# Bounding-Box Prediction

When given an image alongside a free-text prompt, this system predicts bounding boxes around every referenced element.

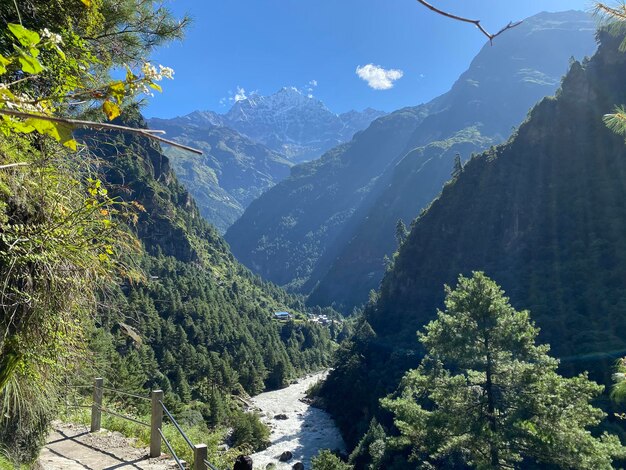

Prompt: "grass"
[0,454,27,470]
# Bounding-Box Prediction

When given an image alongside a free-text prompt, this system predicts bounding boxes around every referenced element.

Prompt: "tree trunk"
[485,341,499,468]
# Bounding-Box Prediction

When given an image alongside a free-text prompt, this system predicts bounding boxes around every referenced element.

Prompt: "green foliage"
[348,419,388,469]
[311,449,353,470]
[229,411,270,451]
[321,29,626,458]
[611,357,626,403]
[381,272,625,469]
[451,152,463,178]
[0,371,58,465]
[150,122,292,233]
[394,219,408,247]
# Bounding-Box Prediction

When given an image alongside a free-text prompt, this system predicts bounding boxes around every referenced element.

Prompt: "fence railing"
[67,378,219,470]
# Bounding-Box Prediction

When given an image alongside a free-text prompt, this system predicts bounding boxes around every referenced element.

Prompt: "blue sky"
[145,0,592,118]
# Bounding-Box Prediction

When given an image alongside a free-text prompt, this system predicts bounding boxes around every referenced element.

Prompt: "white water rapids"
[249,371,346,469]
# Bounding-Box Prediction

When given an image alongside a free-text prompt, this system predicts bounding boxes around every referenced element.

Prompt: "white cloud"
[356,64,403,90]
[234,86,247,102]
[309,79,318,87]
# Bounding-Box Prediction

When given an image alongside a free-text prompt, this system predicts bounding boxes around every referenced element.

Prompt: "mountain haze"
[146,120,292,232]
[149,89,385,232]
[307,10,598,311]
[225,11,597,300]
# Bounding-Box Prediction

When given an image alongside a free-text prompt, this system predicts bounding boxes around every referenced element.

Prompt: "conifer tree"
[382,272,625,469]
[451,152,463,178]
[395,219,409,247]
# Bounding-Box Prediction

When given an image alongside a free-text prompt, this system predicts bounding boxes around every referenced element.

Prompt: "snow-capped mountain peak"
[163,87,386,162]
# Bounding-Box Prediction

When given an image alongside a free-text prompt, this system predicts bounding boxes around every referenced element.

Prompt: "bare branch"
[415,0,522,44]
[0,109,202,155]
[595,2,626,21]
[0,162,29,170]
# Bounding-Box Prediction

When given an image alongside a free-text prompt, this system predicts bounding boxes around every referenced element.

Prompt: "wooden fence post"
[150,390,164,458]
[194,444,208,470]
[90,377,103,432]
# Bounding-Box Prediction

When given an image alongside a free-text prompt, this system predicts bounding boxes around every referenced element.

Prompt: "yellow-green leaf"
[102,100,121,121]
[81,0,92,6]
[54,44,66,60]
[108,81,126,103]
[2,115,35,134]
[25,118,75,149]
[0,55,10,75]
[149,82,162,93]
[8,24,40,47]
[26,118,61,140]
[63,139,78,151]
[124,65,136,83]
[15,48,44,74]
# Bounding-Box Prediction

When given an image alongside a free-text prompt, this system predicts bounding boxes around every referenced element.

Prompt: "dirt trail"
[38,421,175,470]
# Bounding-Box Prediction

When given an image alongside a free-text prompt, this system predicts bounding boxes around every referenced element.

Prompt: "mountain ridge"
[225,10,598,299]
[319,28,626,449]
[153,87,387,163]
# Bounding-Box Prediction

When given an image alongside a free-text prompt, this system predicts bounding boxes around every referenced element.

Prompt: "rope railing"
[97,406,150,428]
[205,459,221,470]
[65,378,221,470]
[100,386,152,402]
[158,428,186,470]
[160,400,195,451]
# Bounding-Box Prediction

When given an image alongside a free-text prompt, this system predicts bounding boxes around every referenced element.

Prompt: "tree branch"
[0,162,29,170]
[0,109,202,155]
[415,0,522,44]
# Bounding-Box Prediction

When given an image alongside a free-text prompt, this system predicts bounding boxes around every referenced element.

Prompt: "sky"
[145,0,593,119]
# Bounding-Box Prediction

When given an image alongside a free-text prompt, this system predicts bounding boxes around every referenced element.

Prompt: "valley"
[4,2,626,470]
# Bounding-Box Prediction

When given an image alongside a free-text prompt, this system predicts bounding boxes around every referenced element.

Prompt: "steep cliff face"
[320,30,626,446]
[146,119,292,233]
[80,111,336,415]
[226,11,597,298]
[225,106,429,288]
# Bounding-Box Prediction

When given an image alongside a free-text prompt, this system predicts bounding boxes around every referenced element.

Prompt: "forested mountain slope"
[226,11,597,296]
[320,29,626,447]
[83,111,334,407]
[226,106,429,288]
[308,10,598,311]
[146,119,292,232]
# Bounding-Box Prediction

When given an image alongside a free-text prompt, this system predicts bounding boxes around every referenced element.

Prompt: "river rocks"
[292,462,304,470]
[274,413,288,420]
[250,372,346,469]
[279,451,293,462]
[265,464,276,470]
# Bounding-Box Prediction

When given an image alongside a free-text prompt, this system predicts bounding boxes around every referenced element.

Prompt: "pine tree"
[451,152,463,178]
[382,272,625,469]
[395,219,409,247]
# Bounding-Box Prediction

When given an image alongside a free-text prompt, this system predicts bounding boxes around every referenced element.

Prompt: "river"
[249,371,346,469]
